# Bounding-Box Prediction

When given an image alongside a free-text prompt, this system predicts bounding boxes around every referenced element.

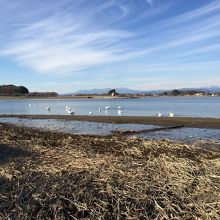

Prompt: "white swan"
[65,105,73,111]
[89,112,93,115]
[157,112,162,117]
[169,111,174,117]
[118,109,122,115]
[68,108,75,115]
[105,106,110,110]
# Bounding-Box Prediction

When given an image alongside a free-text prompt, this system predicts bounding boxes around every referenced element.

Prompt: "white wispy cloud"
[0,0,220,86]
[156,0,220,27]
[1,4,133,75]
[145,0,153,6]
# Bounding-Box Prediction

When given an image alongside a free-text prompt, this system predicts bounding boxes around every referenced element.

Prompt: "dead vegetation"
[0,123,220,219]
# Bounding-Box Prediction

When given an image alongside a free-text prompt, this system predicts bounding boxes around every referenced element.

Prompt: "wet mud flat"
[0,116,220,144]
[0,123,220,219]
[1,114,220,129]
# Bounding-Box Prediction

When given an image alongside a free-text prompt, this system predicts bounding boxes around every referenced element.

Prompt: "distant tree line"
[71,88,220,97]
[28,92,58,97]
[0,85,58,97]
[161,89,219,96]
[108,89,118,95]
[0,85,29,96]
[75,89,120,97]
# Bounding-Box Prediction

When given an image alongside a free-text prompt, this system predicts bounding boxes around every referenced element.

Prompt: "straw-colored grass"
[0,123,220,219]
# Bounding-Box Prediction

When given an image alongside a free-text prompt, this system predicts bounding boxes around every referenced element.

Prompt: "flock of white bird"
[44,105,123,116]
[29,103,175,117]
[157,111,174,117]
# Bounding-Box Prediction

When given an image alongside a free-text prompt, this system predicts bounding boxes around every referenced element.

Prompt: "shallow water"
[0,117,220,143]
[0,96,220,118]
[0,117,159,136]
[136,127,220,142]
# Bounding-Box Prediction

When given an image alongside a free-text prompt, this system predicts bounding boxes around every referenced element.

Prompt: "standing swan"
[157,112,162,117]
[118,109,122,115]
[68,108,75,115]
[169,111,174,117]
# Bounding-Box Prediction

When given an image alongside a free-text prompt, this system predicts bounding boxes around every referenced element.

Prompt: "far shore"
[0,95,140,99]
[1,114,220,129]
[0,94,219,99]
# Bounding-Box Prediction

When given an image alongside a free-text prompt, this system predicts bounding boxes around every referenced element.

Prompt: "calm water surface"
[0,96,219,118]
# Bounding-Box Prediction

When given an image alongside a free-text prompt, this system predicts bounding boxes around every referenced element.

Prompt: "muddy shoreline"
[0,114,220,129]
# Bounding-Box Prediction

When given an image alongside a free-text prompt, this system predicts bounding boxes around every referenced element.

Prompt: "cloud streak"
[1,5,133,75]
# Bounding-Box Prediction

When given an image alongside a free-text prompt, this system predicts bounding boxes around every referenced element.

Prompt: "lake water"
[0,96,220,118]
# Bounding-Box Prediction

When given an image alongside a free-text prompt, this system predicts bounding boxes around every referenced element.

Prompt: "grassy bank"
[0,123,220,219]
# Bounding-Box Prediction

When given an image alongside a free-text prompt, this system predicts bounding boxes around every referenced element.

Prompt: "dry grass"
[0,123,220,219]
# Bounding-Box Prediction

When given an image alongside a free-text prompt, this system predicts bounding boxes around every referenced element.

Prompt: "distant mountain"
[116,88,170,94]
[179,86,220,93]
[64,86,220,95]
[209,86,220,93]
[71,88,112,95]
[69,88,162,95]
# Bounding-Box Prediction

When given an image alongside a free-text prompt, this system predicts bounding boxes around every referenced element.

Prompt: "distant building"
[194,93,203,96]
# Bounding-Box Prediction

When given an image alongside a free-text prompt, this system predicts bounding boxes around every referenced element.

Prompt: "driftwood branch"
[113,125,184,135]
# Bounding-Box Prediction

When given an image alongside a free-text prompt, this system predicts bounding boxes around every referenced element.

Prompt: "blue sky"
[0,0,220,93]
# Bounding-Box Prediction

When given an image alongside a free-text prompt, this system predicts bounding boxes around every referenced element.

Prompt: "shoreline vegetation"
[1,114,220,129]
[0,92,220,99]
[0,93,220,100]
[0,84,220,99]
[0,123,220,219]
